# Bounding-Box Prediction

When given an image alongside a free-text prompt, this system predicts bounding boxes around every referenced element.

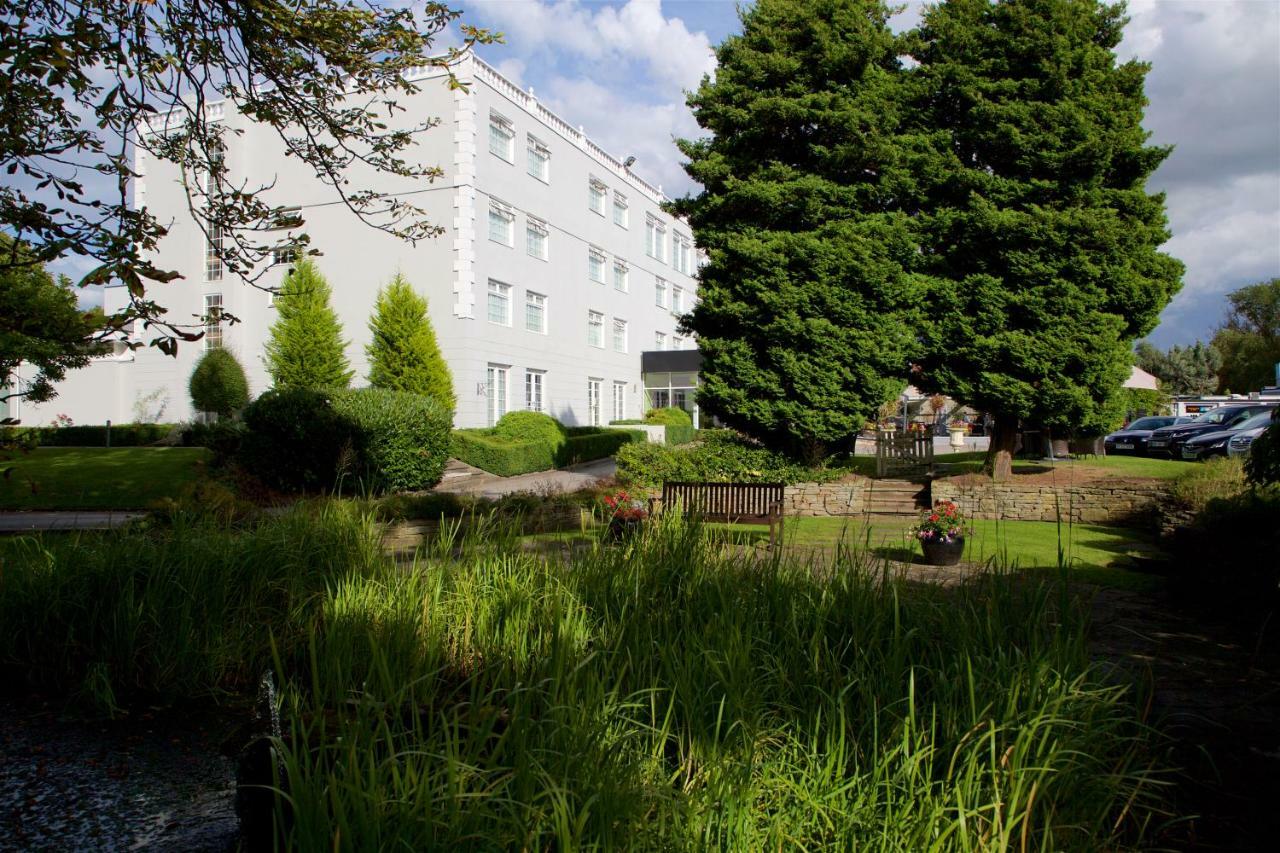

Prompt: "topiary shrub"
[645,407,693,427]
[494,411,566,456]
[238,389,351,492]
[556,427,646,467]
[665,423,695,446]
[366,273,455,415]
[329,388,451,492]
[189,348,250,418]
[451,430,551,477]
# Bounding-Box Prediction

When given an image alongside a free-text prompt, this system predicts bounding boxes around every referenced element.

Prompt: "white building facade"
[11,56,699,429]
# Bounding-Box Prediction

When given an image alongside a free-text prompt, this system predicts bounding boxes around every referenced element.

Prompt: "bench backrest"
[661,482,785,520]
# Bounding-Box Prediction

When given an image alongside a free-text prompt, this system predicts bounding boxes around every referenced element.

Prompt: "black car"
[1146,405,1277,459]
[1180,411,1276,461]
[1103,415,1189,456]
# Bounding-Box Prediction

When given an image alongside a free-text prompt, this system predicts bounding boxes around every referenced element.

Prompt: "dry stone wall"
[931,479,1170,528]
[783,481,870,517]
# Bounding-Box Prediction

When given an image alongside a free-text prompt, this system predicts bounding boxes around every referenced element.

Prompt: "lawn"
[927,451,1188,480]
[0,447,210,510]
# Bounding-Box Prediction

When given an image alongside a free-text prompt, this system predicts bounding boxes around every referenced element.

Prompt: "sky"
[454,0,1280,349]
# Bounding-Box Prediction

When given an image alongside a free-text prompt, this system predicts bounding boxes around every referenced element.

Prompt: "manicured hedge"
[645,406,693,427]
[559,427,645,466]
[494,411,567,455]
[22,423,180,447]
[451,430,553,477]
[330,389,452,493]
[665,423,695,446]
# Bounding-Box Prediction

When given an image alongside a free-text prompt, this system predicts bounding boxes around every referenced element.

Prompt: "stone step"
[441,458,486,480]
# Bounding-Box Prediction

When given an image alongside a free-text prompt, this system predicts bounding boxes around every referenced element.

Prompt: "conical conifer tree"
[264,258,353,390]
[366,274,455,414]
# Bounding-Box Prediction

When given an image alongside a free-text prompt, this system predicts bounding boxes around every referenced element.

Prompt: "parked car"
[1147,404,1277,459]
[1180,411,1275,461]
[1103,415,1190,456]
[1227,411,1279,459]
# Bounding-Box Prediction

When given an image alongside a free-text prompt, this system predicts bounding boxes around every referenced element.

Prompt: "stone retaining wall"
[381,504,584,554]
[931,479,1170,528]
[783,481,870,517]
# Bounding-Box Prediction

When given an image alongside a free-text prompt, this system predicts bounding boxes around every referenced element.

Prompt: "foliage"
[14,422,179,448]
[644,406,692,427]
[1170,484,1280,611]
[674,0,922,461]
[664,423,696,446]
[0,510,1176,845]
[1168,456,1247,515]
[188,348,250,417]
[238,389,353,492]
[0,447,208,510]
[1244,408,1280,486]
[1134,341,1221,396]
[0,235,105,406]
[616,430,845,488]
[329,388,451,493]
[599,489,649,522]
[366,274,455,414]
[558,427,646,466]
[911,499,966,544]
[0,1,494,352]
[493,411,567,455]
[1211,278,1280,393]
[263,259,354,391]
[180,419,247,466]
[451,430,553,477]
[907,0,1183,475]
[1119,387,1172,419]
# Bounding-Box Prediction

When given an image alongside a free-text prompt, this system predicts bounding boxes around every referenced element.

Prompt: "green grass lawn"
[926,451,1188,479]
[0,447,210,510]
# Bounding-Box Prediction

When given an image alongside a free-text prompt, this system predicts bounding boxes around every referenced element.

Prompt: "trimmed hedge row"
[18,423,180,447]
[560,427,645,465]
[452,423,645,476]
[664,423,695,446]
[616,429,845,488]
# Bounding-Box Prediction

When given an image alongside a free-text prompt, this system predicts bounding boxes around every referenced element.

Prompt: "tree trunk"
[985,413,1019,481]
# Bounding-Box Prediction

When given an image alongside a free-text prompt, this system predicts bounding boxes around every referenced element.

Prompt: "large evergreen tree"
[264,259,353,390]
[674,0,923,461]
[908,0,1183,478]
[1134,340,1220,396]
[366,274,455,414]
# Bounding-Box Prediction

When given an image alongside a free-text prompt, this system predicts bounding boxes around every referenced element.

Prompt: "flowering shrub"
[600,490,648,523]
[912,500,966,543]
[947,420,971,432]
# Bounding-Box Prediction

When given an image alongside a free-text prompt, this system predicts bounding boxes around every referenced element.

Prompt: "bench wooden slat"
[657,481,786,547]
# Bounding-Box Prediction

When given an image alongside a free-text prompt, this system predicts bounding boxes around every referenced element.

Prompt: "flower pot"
[948,428,967,449]
[921,535,965,566]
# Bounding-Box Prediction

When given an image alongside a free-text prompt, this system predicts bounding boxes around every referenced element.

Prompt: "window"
[525,291,547,334]
[487,365,509,426]
[588,178,607,215]
[526,135,549,181]
[612,192,628,227]
[655,331,667,350]
[612,318,627,353]
[674,233,693,274]
[488,200,514,246]
[204,221,224,281]
[525,370,545,413]
[645,215,667,262]
[588,247,606,284]
[204,293,223,350]
[655,278,668,308]
[587,310,604,348]
[612,260,628,293]
[672,285,685,314]
[673,335,684,350]
[271,243,297,267]
[487,279,512,326]
[587,379,602,427]
[526,216,548,260]
[488,112,514,161]
[612,381,627,423]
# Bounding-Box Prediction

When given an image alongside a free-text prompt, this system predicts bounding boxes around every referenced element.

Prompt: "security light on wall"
[623,156,636,168]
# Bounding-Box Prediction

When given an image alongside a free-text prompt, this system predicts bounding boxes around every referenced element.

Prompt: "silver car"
[1227,411,1277,458]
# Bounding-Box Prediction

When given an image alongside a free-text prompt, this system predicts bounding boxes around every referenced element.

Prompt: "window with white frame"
[488,112,514,161]
[587,378,602,427]
[588,246,606,284]
[487,364,509,426]
[525,291,546,334]
[672,285,685,314]
[526,216,548,260]
[612,381,627,422]
[645,215,667,262]
[205,221,224,281]
[488,199,515,246]
[612,260,628,292]
[588,178,607,215]
[655,278,668,308]
[612,192,628,227]
[674,233,693,274]
[673,335,685,350]
[655,331,667,350]
[487,279,512,326]
[525,369,545,413]
[204,293,223,350]
[526,135,549,182]
[587,310,604,348]
[612,318,627,353]
[270,244,297,267]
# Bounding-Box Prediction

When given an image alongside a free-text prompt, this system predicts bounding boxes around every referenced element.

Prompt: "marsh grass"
[0,505,1175,848]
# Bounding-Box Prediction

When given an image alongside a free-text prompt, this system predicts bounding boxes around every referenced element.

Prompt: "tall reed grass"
[0,504,1173,848]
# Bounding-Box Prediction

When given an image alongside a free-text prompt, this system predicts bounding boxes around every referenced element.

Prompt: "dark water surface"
[0,697,241,851]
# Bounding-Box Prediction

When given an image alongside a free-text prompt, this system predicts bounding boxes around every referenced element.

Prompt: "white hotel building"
[6,56,701,430]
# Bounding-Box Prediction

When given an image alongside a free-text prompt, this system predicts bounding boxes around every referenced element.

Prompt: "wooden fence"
[875,431,934,478]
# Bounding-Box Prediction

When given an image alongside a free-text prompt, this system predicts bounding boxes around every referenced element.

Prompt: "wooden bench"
[651,481,786,547]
